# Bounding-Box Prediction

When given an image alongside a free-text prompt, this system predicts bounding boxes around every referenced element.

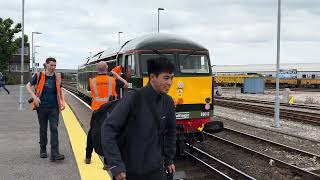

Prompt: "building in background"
[7,44,31,84]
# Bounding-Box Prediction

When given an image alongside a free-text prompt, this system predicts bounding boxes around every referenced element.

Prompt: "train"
[214,74,320,88]
[63,34,223,154]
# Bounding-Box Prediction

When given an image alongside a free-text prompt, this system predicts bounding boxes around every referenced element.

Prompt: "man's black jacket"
[101,83,176,176]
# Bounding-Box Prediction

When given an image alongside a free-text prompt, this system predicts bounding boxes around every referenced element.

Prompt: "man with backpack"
[85,61,128,168]
[101,57,176,180]
[26,57,65,161]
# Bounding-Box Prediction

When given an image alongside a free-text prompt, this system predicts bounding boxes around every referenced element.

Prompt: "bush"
[3,72,16,85]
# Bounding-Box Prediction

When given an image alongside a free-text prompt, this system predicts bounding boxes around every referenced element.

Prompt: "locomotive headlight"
[177,97,184,104]
[205,97,211,103]
[177,82,184,89]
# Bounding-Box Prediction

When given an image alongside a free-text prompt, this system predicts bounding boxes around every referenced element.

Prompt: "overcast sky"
[1,0,319,69]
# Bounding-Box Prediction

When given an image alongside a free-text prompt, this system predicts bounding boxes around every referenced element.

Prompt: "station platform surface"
[0,85,111,180]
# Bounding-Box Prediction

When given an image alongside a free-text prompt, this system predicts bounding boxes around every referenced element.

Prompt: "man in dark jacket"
[0,72,10,94]
[101,57,176,180]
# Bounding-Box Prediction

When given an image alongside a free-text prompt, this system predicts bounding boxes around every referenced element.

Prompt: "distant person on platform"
[0,72,10,94]
[26,57,66,161]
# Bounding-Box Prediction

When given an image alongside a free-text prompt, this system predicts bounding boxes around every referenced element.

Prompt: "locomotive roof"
[83,34,208,65]
[119,33,208,52]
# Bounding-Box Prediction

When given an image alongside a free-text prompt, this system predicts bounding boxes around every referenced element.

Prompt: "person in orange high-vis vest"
[85,61,128,168]
[26,57,65,162]
[112,65,122,75]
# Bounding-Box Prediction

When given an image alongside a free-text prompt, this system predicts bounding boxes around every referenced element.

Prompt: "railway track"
[185,143,256,180]
[215,98,320,125]
[216,96,320,111]
[202,131,320,179]
[214,127,320,173]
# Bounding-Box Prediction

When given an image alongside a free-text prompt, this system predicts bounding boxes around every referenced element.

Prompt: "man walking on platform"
[26,57,65,161]
[85,61,128,168]
[0,72,10,94]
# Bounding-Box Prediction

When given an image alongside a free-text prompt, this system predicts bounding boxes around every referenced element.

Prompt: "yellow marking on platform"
[61,103,111,180]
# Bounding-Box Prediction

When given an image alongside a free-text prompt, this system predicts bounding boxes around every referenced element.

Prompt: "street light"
[33,45,40,73]
[19,0,25,110]
[274,0,281,128]
[118,31,123,45]
[31,32,42,74]
[157,8,165,33]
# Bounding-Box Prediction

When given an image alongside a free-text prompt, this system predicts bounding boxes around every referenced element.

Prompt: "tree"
[0,17,28,72]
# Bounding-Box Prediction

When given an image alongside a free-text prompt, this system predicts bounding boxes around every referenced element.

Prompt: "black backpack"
[91,90,141,156]
[91,100,119,156]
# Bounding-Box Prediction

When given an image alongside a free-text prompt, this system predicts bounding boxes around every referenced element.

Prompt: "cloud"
[0,0,319,69]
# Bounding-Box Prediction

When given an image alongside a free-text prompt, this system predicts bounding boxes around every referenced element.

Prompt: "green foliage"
[2,72,15,85]
[0,17,28,72]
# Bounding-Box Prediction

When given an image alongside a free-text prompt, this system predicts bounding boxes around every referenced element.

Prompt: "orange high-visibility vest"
[111,66,122,75]
[32,71,63,111]
[90,74,116,111]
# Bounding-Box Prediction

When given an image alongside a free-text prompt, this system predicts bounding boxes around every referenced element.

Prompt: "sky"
[1,0,320,69]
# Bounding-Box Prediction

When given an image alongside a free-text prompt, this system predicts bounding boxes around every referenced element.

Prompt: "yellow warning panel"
[289,96,294,105]
[61,103,111,180]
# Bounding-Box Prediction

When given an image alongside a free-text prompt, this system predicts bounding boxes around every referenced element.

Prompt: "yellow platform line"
[61,103,111,180]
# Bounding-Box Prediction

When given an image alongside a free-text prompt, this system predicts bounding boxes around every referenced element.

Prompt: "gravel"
[214,129,320,170]
[214,106,320,142]
[197,138,310,180]
[219,118,320,157]
[220,88,320,105]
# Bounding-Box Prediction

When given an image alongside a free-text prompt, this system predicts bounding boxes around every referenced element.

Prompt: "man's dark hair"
[147,57,175,76]
[46,57,56,64]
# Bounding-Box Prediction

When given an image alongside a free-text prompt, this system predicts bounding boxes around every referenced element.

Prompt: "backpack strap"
[34,72,41,94]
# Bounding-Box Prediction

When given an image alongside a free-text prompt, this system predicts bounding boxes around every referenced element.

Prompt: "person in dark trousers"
[0,72,10,94]
[85,61,128,168]
[101,57,176,180]
[26,57,65,161]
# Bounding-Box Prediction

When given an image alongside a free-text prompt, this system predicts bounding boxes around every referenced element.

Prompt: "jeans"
[0,84,9,94]
[36,107,60,154]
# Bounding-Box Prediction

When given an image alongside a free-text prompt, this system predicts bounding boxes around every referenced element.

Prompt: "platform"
[0,85,110,180]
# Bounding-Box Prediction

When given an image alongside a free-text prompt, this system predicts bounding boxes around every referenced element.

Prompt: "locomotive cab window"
[125,54,135,77]
[140,54,176,75]
[179,54,209,74]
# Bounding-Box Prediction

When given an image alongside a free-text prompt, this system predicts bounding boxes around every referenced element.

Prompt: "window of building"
[14,47,29,56]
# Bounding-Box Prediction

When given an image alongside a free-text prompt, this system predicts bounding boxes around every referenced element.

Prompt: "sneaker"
[85,158,91,164]
[50,153,65,161]
[40,149,47,158]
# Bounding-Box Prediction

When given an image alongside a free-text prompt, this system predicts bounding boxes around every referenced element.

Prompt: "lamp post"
[33,45,40,72]
[118,31,123,45]
[31,32,42,74]
[157,8,165,33]
[19,0,25,110]
[274,0,281,128]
